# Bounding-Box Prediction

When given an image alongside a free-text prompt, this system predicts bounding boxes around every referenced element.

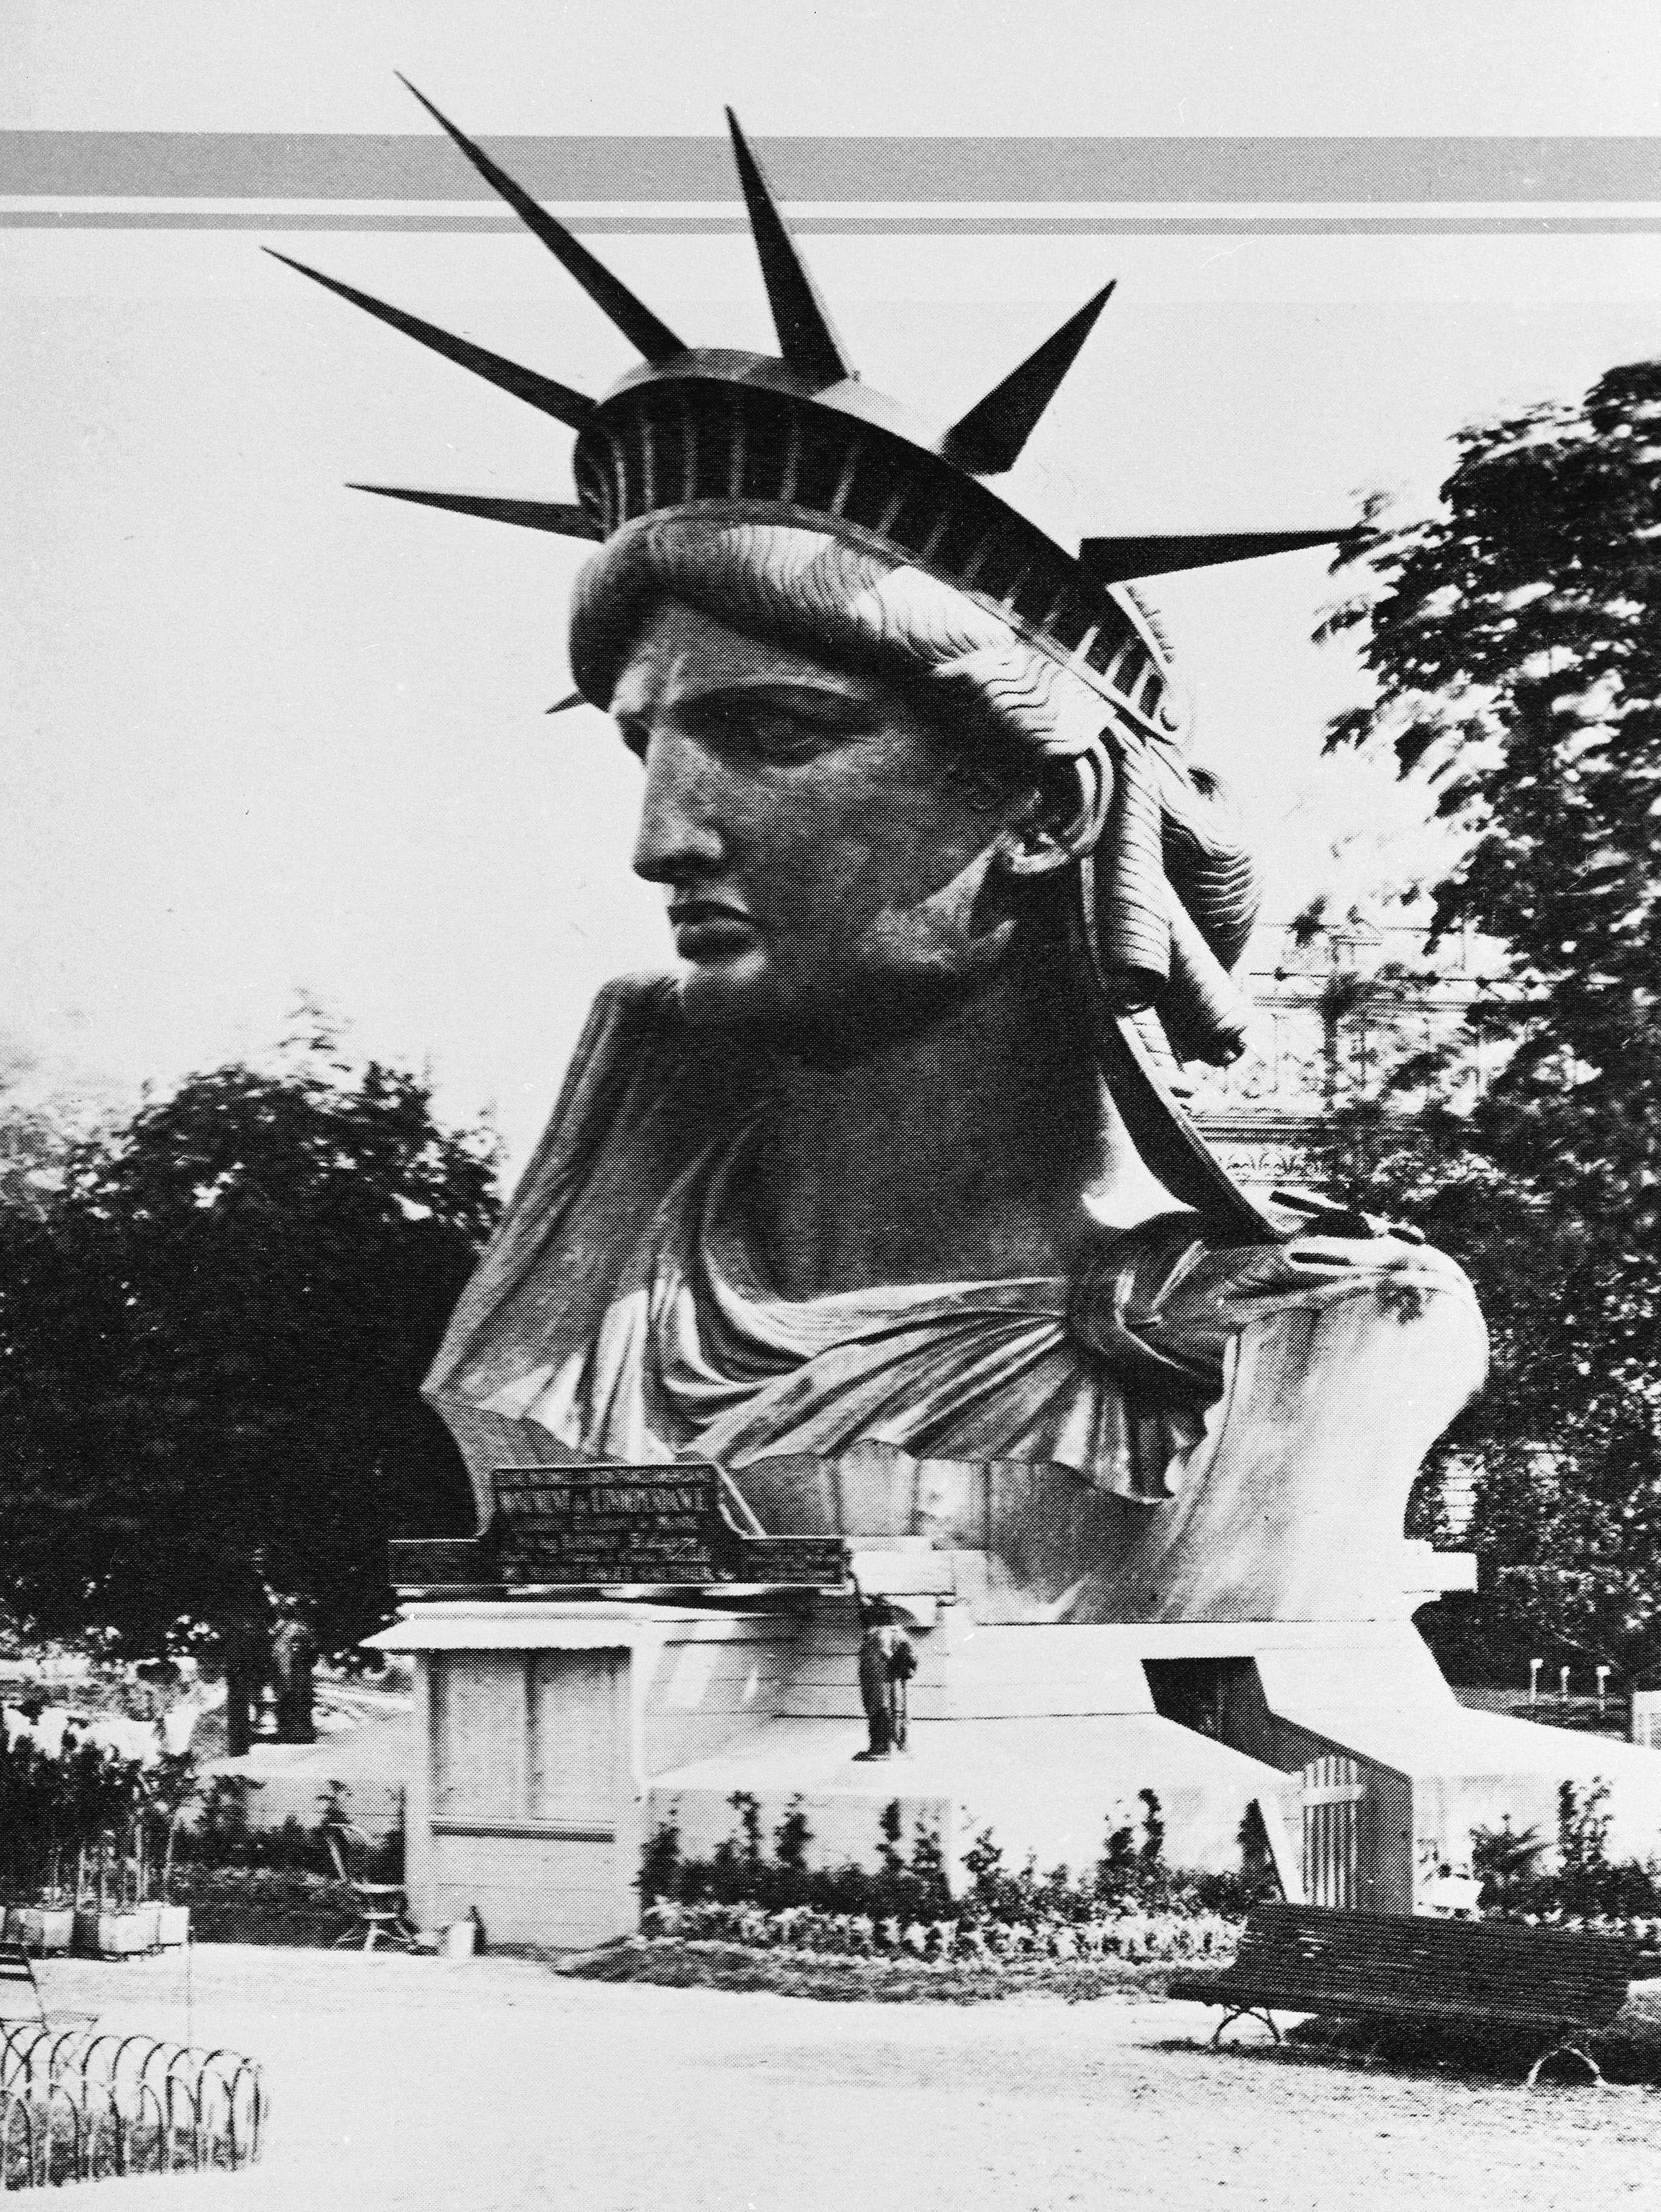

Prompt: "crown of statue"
[269,81,1348,750]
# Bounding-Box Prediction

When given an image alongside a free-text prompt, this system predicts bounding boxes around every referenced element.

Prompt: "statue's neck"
[746,934,1174,1299]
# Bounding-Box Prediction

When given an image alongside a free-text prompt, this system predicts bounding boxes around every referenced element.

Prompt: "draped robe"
[424,976,1483,1614]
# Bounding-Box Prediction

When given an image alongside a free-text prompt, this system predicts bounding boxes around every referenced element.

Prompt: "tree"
[0,1073,80,1221]
[1314,357,1661,1682]
[0,1021,498,1732]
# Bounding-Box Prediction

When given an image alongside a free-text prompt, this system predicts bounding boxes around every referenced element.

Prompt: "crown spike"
[942,282,1116,476]
[725,110,852,389]
[266,251,594,430]
[397,78,685,363]
[1079,529,1358,584]
[349,485,601,538]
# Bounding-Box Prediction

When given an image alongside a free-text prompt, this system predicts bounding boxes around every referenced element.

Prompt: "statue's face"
[612,600,1037,1041]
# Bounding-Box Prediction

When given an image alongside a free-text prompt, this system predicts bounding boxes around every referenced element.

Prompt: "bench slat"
[1231,1954,1623,2001]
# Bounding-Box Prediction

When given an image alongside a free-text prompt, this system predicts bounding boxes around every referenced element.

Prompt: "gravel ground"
[22,1944,1661,2211]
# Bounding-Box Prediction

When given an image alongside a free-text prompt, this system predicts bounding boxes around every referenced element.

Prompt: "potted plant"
[151,1750,199,1948]
[129,1811,164,1950]
[74,1835,154,1957]
[7,1898,76,1953]
[156,1899,191,1949]
[7,1851,76,1953]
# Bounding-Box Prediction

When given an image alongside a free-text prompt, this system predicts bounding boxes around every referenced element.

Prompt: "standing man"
[855,1602,918,1761]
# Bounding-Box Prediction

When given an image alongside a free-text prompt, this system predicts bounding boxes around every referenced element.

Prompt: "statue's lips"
[669,902,758,959]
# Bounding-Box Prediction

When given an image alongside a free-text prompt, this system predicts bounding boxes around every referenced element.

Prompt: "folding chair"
[324,1825,421,1952]
[0,1944,97,2032]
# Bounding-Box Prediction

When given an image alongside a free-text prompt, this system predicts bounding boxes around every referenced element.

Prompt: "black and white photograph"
[4,2,1661,2202]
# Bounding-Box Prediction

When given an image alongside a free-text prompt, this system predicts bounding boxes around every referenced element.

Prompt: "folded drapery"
[468,1098,1473,1506]
[428,978,1478,1518]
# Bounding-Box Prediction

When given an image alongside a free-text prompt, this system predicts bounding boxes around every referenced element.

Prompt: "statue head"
[570,515,1260,1069]
[572,521,1111,1043]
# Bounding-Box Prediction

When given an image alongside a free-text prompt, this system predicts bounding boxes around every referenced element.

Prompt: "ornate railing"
[0,2023,264,2189]
[1187,920,1522,1184]
[1190,920,1516,1121]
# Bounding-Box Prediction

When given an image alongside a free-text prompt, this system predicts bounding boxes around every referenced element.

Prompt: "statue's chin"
[675,953,996,1068]
[673,959,780,1032]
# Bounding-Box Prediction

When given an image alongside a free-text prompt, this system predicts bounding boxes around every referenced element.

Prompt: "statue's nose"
[631,728,728,883]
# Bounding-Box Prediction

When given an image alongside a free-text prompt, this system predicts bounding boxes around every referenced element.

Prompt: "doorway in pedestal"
[1143,1658,1273,1764]
[427,1646,631,1948]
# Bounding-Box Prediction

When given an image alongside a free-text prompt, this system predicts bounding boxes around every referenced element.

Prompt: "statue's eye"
[712,687,879,764]
[632,685,883,767]
[729,708,824,762]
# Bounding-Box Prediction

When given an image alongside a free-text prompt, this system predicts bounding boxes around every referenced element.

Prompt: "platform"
[371,1592,1661,1945]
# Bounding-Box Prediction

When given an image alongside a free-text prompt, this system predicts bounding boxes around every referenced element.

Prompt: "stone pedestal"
[371,1566,1661,1944]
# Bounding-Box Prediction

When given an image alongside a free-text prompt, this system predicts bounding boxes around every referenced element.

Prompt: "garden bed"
[160,1866,355,1947]
[555,1892,1242,2003]
[558,1936,1184,2004]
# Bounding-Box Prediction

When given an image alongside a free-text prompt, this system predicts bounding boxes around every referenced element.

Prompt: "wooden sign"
[493,1465,719,1584]
[488,1464,846,1589]
[733,1533,851,1586]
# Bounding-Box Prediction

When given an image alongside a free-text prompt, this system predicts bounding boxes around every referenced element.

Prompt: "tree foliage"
[0,1025,496,1659]
[0,1084,80,1221]
[1317,358,1661,1679]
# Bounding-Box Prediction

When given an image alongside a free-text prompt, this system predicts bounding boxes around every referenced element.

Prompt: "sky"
[7,1,1661,1177]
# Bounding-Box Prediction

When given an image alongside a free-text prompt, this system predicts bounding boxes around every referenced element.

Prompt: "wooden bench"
[1168,1902,1640,2085]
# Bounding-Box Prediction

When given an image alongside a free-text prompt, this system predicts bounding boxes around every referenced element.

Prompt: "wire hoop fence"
[0,2022,264,2189]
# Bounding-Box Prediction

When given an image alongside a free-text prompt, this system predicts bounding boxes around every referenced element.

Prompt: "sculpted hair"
[569,514,1260,1066]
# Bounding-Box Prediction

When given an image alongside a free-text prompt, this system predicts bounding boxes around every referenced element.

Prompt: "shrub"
[639,1789,1276,1933]
[643,1794,955,1922]
[0,1724,151,1900]
[170,1776,402,1881]
[1471,1815,1547,1911]
[1477,1778,1661,1926]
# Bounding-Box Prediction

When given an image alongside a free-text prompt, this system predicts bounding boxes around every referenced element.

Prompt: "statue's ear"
[996,755,1103,877]
[997,819,1074,878]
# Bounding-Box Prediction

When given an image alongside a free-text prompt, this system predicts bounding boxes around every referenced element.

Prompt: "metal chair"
[323,1825,420,1952]
[0,1943,97,2030]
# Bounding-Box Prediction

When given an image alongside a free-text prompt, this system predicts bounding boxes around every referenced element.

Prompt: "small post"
[1597,1665,1610,1714]
[1529,1658,1541,1706]
[1560,1665,1570,1707]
